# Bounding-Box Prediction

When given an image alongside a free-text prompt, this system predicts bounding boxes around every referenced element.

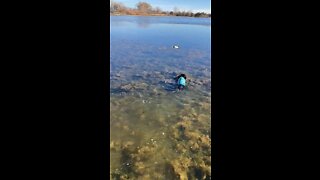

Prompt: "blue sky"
[111,0,211,13]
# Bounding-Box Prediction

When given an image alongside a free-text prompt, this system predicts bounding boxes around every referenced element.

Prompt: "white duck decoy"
[173,45,179,49]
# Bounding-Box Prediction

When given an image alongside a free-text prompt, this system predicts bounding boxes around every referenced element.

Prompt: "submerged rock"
[110,141,121,151]
[118,83,149,92]
[169,156,192,180]
[110,76,212,179]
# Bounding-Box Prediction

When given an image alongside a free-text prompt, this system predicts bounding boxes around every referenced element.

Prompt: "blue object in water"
[178,77,186,86]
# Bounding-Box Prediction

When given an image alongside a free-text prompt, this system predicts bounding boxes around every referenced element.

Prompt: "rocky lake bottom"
[110,15,211,179]
[110,68,211,179]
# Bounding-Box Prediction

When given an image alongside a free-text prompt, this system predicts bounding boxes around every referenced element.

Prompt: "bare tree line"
[110,1,211,18]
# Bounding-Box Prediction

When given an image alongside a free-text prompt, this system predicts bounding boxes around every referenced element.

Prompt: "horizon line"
[110,0,211,14]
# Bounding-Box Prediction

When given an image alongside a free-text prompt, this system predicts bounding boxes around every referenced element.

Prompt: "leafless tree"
[154,7,162,14]
[110,1,126,13]
[173,7,179,15]
[136,2,152,14]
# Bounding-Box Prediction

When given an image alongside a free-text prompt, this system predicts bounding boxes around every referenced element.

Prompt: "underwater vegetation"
[110,16,211,179]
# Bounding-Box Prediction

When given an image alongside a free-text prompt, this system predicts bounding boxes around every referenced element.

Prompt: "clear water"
[110,16,211,180]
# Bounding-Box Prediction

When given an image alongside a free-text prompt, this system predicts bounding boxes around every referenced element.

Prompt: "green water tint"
[110,44,211,180]
[110,16,211,180]
[110,47,211,179]
[110,80,211,179]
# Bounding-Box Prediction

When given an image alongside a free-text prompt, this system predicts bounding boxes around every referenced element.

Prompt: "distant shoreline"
[111,13,166,17]
[111,1,210,18]
[110,14,211,18]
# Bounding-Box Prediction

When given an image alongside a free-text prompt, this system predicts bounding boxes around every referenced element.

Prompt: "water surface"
[110,15,211,179]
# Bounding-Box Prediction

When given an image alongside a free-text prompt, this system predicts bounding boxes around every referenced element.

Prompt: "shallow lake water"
[110,16,211,179]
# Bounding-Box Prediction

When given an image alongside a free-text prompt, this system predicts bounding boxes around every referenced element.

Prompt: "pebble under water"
[110,16,211,179]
